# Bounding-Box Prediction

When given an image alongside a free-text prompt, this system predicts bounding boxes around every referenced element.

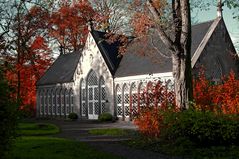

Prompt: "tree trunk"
[172,50,193,110]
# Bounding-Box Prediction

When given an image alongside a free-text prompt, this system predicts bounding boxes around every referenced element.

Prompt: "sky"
[192,4,239,51]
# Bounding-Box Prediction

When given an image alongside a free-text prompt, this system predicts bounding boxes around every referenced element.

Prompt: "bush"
[162,110,239,146]
[0,69,18,158]
[68,113,78,120]
[98,113,113,122]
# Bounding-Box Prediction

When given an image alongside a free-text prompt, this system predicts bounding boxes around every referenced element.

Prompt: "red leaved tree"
[48,0,97,54]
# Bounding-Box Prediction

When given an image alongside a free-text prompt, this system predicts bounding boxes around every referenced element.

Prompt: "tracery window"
[116,85,122,117]
[100,78,107,113]
[81,79,86,116]
[131,83,138,116]
[52,89,56,115]
[123,84,130,117]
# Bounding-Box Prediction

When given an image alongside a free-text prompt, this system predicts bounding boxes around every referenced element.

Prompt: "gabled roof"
[91,30,122,75]
[114,19,215,77]
[37,51,81,86]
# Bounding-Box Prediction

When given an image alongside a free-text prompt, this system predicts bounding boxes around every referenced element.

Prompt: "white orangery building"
[36,17,239,120]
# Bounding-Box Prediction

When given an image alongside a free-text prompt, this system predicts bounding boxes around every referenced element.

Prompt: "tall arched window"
[139,83,146,107]
[61,89,66,116]
[87,70,99,119]
[70,89,74,113]
[40,90,44,116]
[123,84,130,118]
[100,77,107,113]
[130,83,138,117]
[56,89,61,115]
[116,84,122,117]
[45,90,48,115]
[48,89,53,115]
[52,89,56,116]
[147,81,154,107]
[81,79,86,116]
[65,89,70,115]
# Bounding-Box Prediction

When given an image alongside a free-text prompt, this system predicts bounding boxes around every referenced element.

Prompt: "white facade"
[36,32,174,120]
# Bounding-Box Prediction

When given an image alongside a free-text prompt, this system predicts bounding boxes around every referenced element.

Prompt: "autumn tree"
[129,0,193,109]
[0,1,52,112]
[48,0,96,54]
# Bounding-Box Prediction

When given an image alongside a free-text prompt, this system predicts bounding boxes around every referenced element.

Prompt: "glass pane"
[89,88,93,100]
[89,102,93,114]
[94,102,99,115]
[94,87,99,100]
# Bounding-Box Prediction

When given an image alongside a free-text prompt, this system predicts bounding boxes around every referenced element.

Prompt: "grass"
[7,136,124,159]
[17,122,60,136]
[89,128,136,136]
[7,122,124,159]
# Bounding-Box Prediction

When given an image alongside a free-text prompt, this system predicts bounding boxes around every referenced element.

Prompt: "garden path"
[43,119,180,159]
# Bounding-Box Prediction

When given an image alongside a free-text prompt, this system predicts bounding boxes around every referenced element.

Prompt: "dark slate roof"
[91,30,122,75]
[114,20,214,77]
[37,51,81,86]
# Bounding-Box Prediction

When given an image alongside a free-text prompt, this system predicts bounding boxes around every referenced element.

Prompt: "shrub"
[162,110,239,146]
[0,68,18,158]
[68,113,78,120]
[98,113,113,122]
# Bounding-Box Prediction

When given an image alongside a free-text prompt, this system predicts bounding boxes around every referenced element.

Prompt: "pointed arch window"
[48,89,53,115]
[130,83,138,116]
[61,89,66,115]
[52,89,56,115]
[45,90,48,115]
[81,79,86,116]
[116,85,122,117]
[69,90,74,113]
[123,84,130,117]
[40,90,44,115]
[139,83,146,107]
[100,77,107,113]
[56,89,61,115]
[65,89,70,115]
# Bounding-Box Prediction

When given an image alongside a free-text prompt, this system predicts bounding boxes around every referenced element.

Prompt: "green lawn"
[7,136,123,159]
[7,122,124,159]
[89,128,136,136]
[17,122,60,136]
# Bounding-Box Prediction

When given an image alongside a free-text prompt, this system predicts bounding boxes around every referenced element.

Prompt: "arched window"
[123,84,130,118]
[116,84,122,117]
[56,89,60,115]
[65,89,70,115]
[147,81,154,107]
[61,89,66,116]
[52,89,56,116]
[87,70,99,119]
[81,79,86,116]
[40,90,44,115]
[139,82,146,107]
[45,90,48,115]
[48,89,52,115]
[100,77,107,113]
[130,83,138,116]
[69,89,74,113]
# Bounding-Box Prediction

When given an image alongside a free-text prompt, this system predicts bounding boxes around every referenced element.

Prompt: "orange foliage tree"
[48,0,97,54]
[194,71,239,114]
[2,4,52,115]
[134,81,178,138]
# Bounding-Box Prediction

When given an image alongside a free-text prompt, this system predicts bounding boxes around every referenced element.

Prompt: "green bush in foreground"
[162,110,239,146]
[68,113,78,120]
[0,68,18,158]
[98,113,113,122]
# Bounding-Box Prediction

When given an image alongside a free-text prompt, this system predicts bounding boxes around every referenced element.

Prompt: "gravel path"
[43,120,180,159]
